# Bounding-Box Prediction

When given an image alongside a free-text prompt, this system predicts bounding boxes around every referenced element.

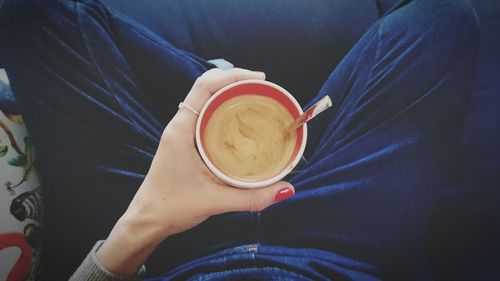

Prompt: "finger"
[212,181,295,214]
[173,68,266,130]
[186,68,266,111]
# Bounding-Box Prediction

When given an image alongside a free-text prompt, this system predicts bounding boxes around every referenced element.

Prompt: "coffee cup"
[195,80,307,189]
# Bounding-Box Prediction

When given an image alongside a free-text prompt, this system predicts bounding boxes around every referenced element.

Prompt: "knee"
[426,0,479,46]
[379,0,479,56]
[0,0,79,65]
[0,0,76,40]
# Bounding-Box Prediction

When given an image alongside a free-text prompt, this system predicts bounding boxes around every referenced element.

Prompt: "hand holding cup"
[95,68,296,276]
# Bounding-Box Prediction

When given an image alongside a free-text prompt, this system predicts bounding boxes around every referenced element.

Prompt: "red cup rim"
[195,79,307,189]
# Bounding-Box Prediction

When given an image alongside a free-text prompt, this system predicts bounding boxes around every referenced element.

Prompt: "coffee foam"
[204,95,297,180]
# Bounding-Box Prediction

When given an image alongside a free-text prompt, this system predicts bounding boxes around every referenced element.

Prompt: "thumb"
[214,181,295,213]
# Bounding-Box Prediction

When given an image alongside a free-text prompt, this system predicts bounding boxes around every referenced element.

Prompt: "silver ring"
[178,102,200,116]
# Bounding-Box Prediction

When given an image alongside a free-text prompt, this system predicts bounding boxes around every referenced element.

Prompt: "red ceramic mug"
[195,80,307,189]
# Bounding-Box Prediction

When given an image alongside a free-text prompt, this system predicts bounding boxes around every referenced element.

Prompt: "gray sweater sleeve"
[69,241,146,281]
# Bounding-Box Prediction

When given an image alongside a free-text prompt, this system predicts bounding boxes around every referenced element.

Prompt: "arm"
[69,68,295,280]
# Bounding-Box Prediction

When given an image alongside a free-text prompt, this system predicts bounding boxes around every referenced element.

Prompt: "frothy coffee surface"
[204,95,297,180]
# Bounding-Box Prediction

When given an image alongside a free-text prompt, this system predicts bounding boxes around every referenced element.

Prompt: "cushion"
[0,69,42,281]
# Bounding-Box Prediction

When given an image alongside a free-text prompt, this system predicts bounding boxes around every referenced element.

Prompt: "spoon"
[285,95,333,136]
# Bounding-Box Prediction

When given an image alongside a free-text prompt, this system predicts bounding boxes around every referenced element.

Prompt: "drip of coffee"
[204,95,297,180]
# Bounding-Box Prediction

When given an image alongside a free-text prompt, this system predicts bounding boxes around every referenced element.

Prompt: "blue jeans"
[0,0,479,280]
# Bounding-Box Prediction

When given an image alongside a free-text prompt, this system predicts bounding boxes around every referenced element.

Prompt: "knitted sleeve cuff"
[69,240,146,281]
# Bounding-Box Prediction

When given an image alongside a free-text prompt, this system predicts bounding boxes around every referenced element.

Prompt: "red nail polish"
[274,187,294,202]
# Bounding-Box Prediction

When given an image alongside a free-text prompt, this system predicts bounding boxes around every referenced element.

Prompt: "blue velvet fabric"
[0,0,496,280]
[421,1,500,279]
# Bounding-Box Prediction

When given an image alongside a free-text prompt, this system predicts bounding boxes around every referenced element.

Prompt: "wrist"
[124,183,179,241]
[95,210,165,276]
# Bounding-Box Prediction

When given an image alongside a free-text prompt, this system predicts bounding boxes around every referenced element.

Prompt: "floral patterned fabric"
[0,69,42,281]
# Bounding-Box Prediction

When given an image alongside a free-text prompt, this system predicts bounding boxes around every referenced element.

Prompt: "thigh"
[0,0,227,278]
[261,0,479,278]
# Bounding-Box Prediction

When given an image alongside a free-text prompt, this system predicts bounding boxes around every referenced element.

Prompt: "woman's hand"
[95,68,295,276]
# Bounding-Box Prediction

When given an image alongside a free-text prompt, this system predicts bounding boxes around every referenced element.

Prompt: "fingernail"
[274,187,294,202]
